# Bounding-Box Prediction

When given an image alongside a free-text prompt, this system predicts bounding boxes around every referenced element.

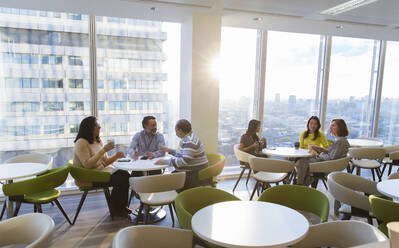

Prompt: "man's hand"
[155,159,166,165]
[146,152,154,159]
[159,145,170,153]
[133,151,139,160]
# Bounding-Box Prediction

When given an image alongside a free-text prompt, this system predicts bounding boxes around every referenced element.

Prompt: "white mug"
[387,222,399,247]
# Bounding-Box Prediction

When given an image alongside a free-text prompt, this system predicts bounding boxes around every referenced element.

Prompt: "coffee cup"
[294,142,300,150]
[387,222,399,247]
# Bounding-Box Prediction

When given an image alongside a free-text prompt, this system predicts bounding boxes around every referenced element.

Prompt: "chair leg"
[341,213,351,220]
[34,204,37,213]
[371,169,376,181]
[232,168,245,192]
[321,177,328,190]
[13,202,21,217]
[136,203,144,225]
[250,181,259,200]
[376,168,382,181]
[103,187,114,221]
[367,216,373,225]
[50,202,54,207]
[73,190,88,225]
[356,166,361,176]
[37,204,43,213]
[0,201,6,220]
[128,189,135,206]
[144,205,150,224]
[245,169,252,186]
[168,203,175,227]
[54,199,72,225]
[388,164,393,176]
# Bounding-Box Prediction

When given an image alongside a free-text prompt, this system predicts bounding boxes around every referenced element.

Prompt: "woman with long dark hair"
[299,116,329,149]
[73,116,131,218]
[239,119,267,155]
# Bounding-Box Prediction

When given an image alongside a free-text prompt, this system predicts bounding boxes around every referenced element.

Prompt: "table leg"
[6,179,13,218]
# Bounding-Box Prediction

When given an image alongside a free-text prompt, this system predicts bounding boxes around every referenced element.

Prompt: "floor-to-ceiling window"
[263,31,321,147]
[325,37,377,139]
[218,27,257,170]
[377,41,399,145]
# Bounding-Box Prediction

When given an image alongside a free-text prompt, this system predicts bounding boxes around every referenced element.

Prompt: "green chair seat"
[258,184,330,223]
[24,189,61,204]
[198,154,225,186]
[370,195,399,236]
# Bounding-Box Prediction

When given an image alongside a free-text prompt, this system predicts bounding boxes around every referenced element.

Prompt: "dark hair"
[246,119,261,142]
[142,116,156,129]
[331,118,349,137]
[304,116,321,141]
[175,119,192,134]
[74,116,100,144]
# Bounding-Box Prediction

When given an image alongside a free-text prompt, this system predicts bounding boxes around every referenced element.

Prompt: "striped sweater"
[169,132,208,169]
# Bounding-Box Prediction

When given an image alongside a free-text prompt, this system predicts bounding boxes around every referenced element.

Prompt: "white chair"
[0,213,55,248]
[349,147,385,181]
[327,172,379,223]
[248,156,295,200]
[291,220,388,248]
[232,144,252,192]
[5,153,53,169]
[1,153,54,220]
[385,150,399,176]
[113,225,193,248]
[129,172,185,226]
[309,156,351,189]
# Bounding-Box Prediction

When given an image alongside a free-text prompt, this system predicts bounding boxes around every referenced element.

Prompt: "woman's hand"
[261,137,267,148]
[155,159,166,165]
[115,152,125,159]
[103,141,115,152]
[252,142,260,149]
[159,145,170,153]
[309,150,319,158]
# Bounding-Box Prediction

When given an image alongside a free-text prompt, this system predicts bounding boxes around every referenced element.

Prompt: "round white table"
[0,162,49,218]
[263,147,313,159]
[348,139,384,147]
[191,201,309,248]
[377,179,399,201]
[113,156,170,172]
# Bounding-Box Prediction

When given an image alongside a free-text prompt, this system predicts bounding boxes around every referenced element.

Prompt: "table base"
[131,206,166,224]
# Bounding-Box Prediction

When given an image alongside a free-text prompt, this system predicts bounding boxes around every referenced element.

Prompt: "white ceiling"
[0,0,398,40]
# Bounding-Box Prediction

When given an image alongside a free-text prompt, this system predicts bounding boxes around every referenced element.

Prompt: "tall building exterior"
[0,8,170,187]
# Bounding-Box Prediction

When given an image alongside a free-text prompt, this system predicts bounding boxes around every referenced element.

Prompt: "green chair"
[2,166,72,225]
[370,195,399,236]
[68,162,113,224]
[198,154,225,187]
[175,187,240,230]
[258,184,330,223]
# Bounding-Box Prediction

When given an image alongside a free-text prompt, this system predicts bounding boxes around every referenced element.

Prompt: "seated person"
[299,116,329,149]
[128,116,165,176]
[240,119,267,158]
[73,116,131,218]
[155,119,208,191]
[296,118,350,186]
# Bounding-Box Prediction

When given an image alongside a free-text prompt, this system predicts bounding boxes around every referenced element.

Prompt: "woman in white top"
[73,116,131,218]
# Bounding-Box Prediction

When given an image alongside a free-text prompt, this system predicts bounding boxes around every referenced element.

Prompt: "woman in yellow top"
[299,116,329,149]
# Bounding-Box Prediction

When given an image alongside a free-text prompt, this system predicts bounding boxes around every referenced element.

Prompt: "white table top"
[191,201,309,248]
[348,139,384,147]
[113,156,170,171]
[377,179,399,200]
[262,147,313,159]
[0,162,49,181]
[350,240,389,248]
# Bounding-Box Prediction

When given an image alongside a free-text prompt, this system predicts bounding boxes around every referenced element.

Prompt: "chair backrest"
[0,213,55,248]
[309,156,351,173]
[384,145,399,154]
[68,164,110,183]
[327,172,378,212]
[198,154,225,181]
[257,185,329,223]
[233,144,251,163]
[389,172,399,180]
[349,147,386,160]
[112,225,193,248]
[3,166,69,197]
[174,187,240,230]
[129,172,185,193]
[370,195,399,236]
[292,220,387,248]
[5,153,53,169]
[390,150,399,160]
[248,156,295,173]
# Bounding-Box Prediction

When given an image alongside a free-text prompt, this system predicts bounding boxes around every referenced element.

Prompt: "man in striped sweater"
[155,119,208,191]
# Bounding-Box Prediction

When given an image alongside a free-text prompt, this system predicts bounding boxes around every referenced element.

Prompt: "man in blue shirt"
[128,116,165,176]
